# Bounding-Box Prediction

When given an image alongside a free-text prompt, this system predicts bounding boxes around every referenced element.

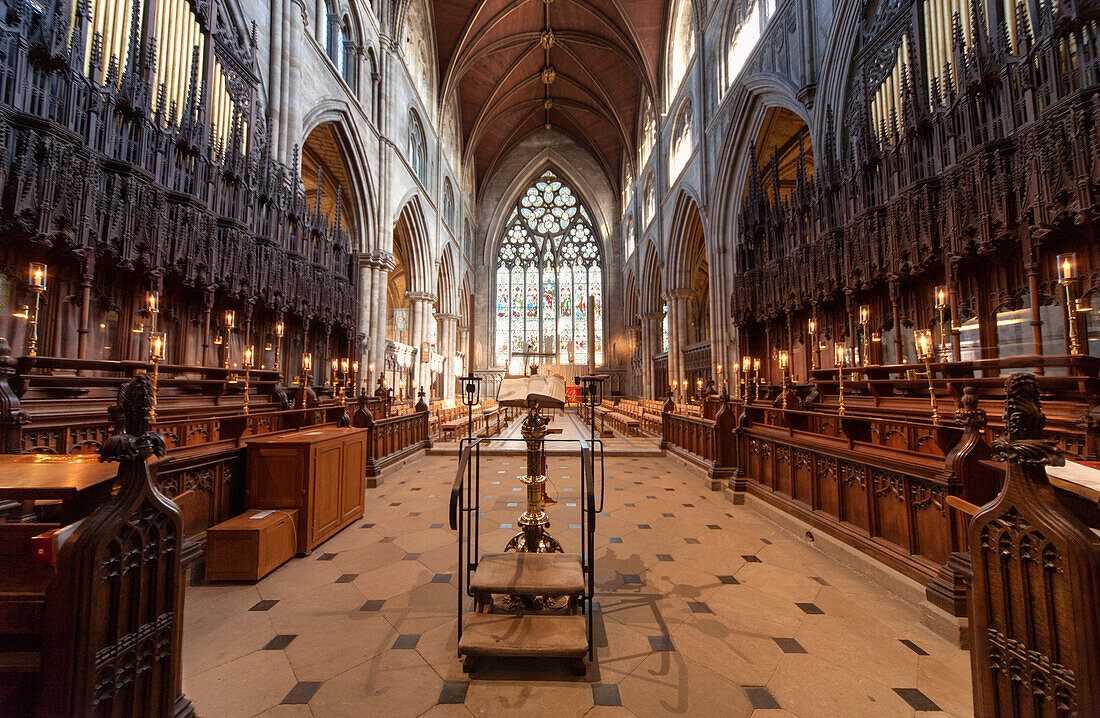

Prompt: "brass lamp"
[147,291,160,333]
[915,329,940,425]
[808,317,818,370]
[859,305,871,366]
[26,262,47,356]
[835,344,846,416]
[149,331,166,422]
[1058,253,1081,355]
[242,345,254,414]
[351,361,359,399]
[222,310,235,369]
[934,285,950,360]
[274,320,284,373]
[778,350,790,409]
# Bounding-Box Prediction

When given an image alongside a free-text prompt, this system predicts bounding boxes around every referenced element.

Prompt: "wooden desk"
[245,427,368,553]
[0,454,117,523]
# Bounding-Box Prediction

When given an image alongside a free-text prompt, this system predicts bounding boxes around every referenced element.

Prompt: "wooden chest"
[244,427,368,553]
[205,509,298,581]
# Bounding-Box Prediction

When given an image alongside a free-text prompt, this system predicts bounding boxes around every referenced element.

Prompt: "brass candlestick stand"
[916,330,940,425]
[934,286,951,361]
[26,262,47,356]
[1058,254,1082,355]
[274,320,284,374]
[223,310,235,371]
[505,402,563,555]
[835,345,846,416]
[807,317,817,371]
[778,351,790,409]
[242,345,253,414]
[149,331,166,422]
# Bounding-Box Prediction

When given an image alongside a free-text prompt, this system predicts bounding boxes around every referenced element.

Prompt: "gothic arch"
[393,197,433,295]
[663,0,698,108]
[437,242,461,316]
[481,150,614,269]
[640,239,663,315]
[298,114,376,254]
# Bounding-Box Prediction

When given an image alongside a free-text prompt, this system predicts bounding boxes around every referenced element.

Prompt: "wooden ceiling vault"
[432,0,670,190]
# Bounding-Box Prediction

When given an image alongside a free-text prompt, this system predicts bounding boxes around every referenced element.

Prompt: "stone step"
[470,552,585,597]
[459,613,588,658]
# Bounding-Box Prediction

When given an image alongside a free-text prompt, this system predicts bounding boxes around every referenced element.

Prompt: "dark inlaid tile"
[893,688,940,711]
[624,503,636,507]
[361,523,375,529]
[646,495,657,499]
[380,537,395,543]
[438,681,469,704]
[656,554,674,562]
[796,602,824,614]
[900,639,930,656]
[608,537,623,544]
[432,573,453,583]
[621,574,642,584]
[664,488,675,492]
[682,503,695,507]
[661,512,675,518]
[717,575,740,585]
[684,538,700,544]
[264,634,297,650]
[592,684,622,707]
[760,537,772,544]
[409,512,421,517]
[687,602,712,614]
[335,574,358,583]
[360,600,386,611]
[742,555,762,563]
[707,524,722,530]
[282,681,323,705]
[392,634,421,649]
[430,523,443,529]
[569,523,581,529]
[411,487,422,491]
[743,686,780,709]
[249,599,278,611]
[637,524,651,530]
[647,635,675,652]
[403,553,421,561]
[389,502,401,507]
[317,553,338,561]
[773,637,807,653]
[810,576,830,586]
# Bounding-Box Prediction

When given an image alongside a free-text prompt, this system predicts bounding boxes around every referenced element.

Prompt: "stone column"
[640,312,662,399]
[370,253,393,389]
[407,293,435,394]
[665,289,690,400]
[438,313,459,398]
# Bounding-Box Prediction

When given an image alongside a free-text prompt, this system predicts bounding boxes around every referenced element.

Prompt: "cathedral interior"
[0,0,1098,715]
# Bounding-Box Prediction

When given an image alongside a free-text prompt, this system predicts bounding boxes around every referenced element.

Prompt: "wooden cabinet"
[245,427,368,553]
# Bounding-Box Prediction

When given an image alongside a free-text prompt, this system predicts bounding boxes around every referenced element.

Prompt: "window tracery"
[670,99,694,183]
[494,172,604,367]
[643,175,656,226]
[668,0,696,102]
[408,110,427,182]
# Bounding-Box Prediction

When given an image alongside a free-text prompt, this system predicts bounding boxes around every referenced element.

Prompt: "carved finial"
[993,373,1063,466]
[954,386,986,430]
[99,373,166,463]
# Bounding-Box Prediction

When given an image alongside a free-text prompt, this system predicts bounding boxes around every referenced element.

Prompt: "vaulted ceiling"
[433,0,670,192]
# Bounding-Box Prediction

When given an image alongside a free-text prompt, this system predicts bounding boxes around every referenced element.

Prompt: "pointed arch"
[640,239,663,315]
[393,197,433,295]
[663,0,698,108]
[299,113,377,254]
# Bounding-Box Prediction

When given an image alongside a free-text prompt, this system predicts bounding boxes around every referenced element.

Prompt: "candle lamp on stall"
[741,357,751,401]
[934,285,951,361]
[274,321,284,373]
[1058,253,1082,355]
[778,350,790,409]
[915,329,940,425]
[858,305,871,367]
[147,291,160,333]
[26,262,47,356]
[834,344,846,416]
[242,345,254,415]
[752,358,763,401]
[222,310,236,370]
[148,331,166,422]
[341,358,350,404]
[807,317,818,370]
[695,377,703,400]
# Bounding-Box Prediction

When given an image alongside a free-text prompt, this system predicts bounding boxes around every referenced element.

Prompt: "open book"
[497,374,567,408]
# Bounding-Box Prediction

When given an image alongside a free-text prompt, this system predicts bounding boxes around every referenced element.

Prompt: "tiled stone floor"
[182,436,972,717]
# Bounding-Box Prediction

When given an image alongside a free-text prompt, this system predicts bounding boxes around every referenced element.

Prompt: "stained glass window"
[662,305,669,353]
[494,171,603,367]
